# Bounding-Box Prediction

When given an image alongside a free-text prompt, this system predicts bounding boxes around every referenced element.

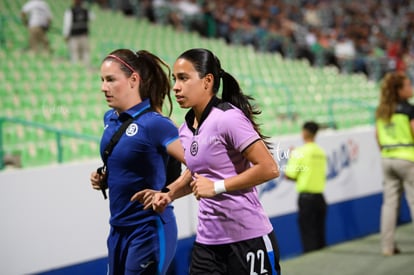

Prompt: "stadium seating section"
[0,0,380,168]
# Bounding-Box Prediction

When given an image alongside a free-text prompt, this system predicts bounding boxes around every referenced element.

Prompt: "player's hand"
[130,189,159,210]
[190,173,215,200]
[90,171,104,190]
[152,193,172,213]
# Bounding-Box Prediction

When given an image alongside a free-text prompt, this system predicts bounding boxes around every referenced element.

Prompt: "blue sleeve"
[147,115,179,150]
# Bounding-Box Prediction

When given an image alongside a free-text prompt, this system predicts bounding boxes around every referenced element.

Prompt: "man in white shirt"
[21,0,52,53]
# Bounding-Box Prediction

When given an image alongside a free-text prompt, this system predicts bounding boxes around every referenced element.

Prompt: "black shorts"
[190,231,281,275]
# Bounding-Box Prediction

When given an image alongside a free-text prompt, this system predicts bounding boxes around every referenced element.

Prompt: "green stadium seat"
[0,0,380,168]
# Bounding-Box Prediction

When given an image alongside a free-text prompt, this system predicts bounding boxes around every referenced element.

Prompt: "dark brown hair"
[177,48,271,149]
[103,49,173,116]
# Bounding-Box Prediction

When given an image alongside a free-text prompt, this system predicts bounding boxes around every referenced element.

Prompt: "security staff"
[285,121,327,253]
[375,72,414,256]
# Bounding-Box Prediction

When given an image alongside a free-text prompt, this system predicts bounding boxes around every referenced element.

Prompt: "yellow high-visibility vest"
[376,102,414,162]
[285,142,327,193]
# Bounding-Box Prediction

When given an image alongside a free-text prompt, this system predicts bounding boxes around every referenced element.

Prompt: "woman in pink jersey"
[134,48,281,274]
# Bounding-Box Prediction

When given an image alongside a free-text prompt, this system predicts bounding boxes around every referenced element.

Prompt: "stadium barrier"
[1,126,412,275]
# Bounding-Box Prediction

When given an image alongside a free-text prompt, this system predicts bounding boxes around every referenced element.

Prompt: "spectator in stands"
[117,0,135,16]
[21,0,52,54]
[63,0,93,65]
[176,0,202,26]
[138,0,414,82]
[141,0,156,23]
[199,1,216,37]
[375,72,414,256]
[168,0,203,32]
[90,49,184,274]
[212,1,232,42]
[285,121,328,253]
[303,1,322,28]
[334,34,356,73]
[139,48,281,274]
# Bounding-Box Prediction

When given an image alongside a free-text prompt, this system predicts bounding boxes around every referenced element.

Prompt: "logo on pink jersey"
[190,141,198,156]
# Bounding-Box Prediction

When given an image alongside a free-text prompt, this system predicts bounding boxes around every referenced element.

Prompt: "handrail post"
[327,99,335,128]
[56,131,63,163]
[267,82,295,120]
[280,84,294,120]
[287,95,294,120]
[0,118,4,170]
[0,14,5,48]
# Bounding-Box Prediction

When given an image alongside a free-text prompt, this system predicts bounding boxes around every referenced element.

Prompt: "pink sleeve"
[218,109,260,152]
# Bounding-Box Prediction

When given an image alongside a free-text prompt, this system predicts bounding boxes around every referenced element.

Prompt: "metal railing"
[0,117,100,170]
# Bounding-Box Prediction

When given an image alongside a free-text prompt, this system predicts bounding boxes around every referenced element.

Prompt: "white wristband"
[214,180,226,195]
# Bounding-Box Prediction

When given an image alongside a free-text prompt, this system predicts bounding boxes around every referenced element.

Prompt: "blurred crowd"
[130,0,414,82]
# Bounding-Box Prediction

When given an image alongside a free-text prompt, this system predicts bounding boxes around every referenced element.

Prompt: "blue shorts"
[107,214,177,275]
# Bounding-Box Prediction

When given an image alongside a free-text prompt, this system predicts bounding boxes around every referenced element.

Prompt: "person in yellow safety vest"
[285,121,327,253]
[375,72,414,256]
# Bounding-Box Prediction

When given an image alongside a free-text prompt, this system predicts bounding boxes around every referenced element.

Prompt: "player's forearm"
[167,168,193,200]
[224,161,279,192]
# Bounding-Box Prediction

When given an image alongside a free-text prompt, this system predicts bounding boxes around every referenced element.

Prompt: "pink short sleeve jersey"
[179,97,273,245]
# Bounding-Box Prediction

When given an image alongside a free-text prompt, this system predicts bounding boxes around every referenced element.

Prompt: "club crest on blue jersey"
[190,140,198,156]
[126,123,138,136]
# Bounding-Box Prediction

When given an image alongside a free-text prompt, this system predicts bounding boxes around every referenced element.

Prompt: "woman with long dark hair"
[137,48,281,274]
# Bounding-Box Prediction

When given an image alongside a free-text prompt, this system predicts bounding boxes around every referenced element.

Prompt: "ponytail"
[221,70,271,149]
[136,50,173,116]
[104,49,173,116]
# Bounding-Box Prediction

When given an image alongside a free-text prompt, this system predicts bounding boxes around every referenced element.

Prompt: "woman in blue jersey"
[375,72,414,256]
[138,48,282,274]
[89,49,184,275]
